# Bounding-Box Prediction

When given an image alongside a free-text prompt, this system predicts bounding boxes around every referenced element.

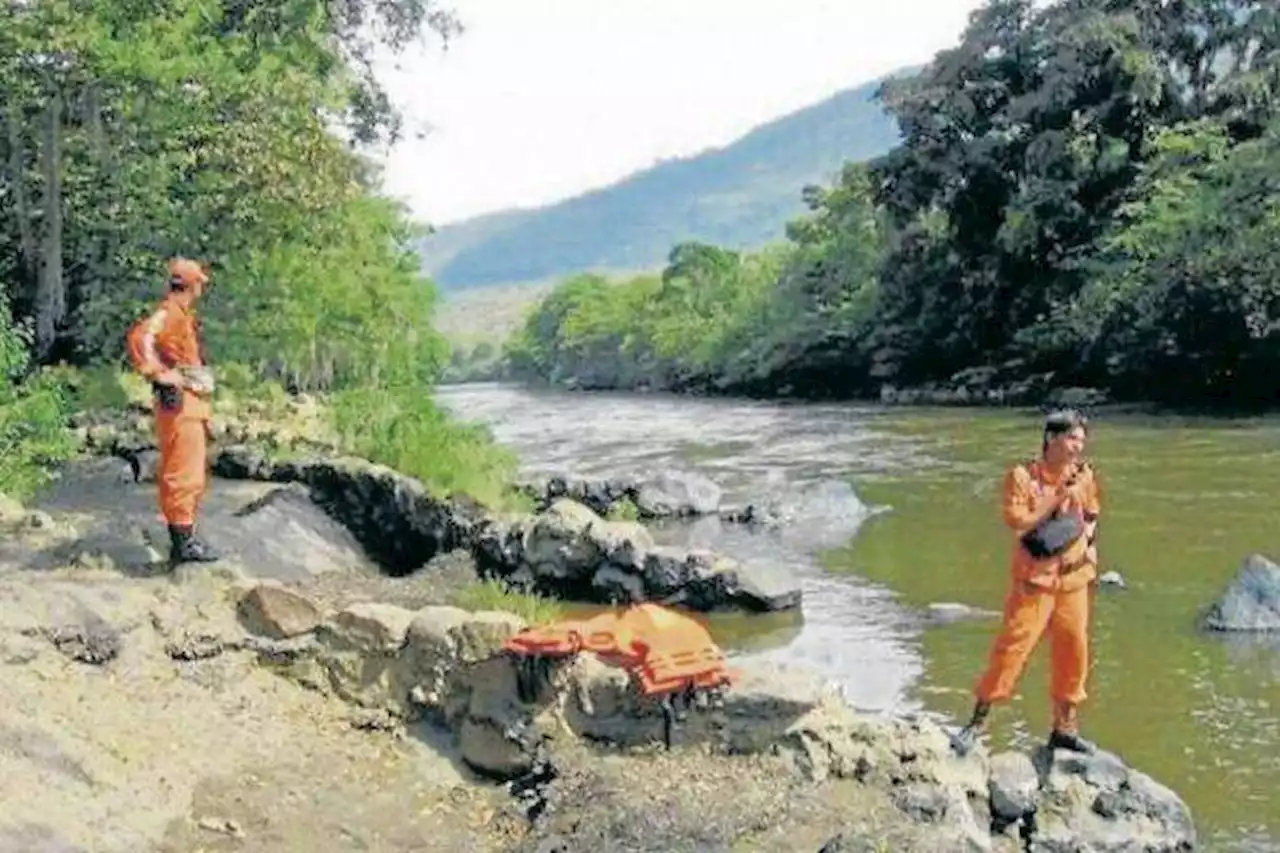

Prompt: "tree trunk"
[35,91,65,362]
[5,97,38,291]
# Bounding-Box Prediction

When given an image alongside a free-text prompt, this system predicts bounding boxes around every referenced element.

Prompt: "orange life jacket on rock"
[503,602,736,697]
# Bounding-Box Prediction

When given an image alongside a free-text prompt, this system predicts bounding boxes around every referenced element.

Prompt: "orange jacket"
[126,296,212,421]
[1001,459,1101,592]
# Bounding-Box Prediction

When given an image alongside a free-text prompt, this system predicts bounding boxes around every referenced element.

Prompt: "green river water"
[838,407,1280,852]
[439,385,1280,852]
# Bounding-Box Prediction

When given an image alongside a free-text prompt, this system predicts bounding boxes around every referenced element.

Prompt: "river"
[436,382,1280,853]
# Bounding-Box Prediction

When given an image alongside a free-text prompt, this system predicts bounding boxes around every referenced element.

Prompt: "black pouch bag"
[1019,461,1093,558]
[1020,510,1085,559]
[153,382,182,412]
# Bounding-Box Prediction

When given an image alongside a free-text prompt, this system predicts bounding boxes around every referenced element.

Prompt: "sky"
[376,0,989,226]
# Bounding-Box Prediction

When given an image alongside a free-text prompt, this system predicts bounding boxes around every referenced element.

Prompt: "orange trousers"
[975,583,1091,729]
[155,409,209,527]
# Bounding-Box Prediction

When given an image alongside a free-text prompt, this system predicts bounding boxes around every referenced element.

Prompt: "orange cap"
[167,257,209,289]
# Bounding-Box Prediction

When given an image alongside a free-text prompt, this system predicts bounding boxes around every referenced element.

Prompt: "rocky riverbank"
[0,480,1197,853]
[0,393,1203,851]
[70,400,800,613]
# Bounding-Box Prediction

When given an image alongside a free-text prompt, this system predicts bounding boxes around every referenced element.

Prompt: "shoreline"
[437,377,1280,420]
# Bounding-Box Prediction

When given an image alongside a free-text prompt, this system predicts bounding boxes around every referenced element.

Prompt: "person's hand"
[184,367,215,396]
[1057,472,1089,509]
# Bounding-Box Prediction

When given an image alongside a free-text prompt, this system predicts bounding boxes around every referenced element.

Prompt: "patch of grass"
[330,385,529,510]
[604,497,640,521]
[450,579,566,625]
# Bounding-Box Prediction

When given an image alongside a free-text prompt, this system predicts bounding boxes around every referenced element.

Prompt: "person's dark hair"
[1042,408,1089,451]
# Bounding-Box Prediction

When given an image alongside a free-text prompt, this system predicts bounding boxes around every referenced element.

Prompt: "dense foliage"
[0,0,520,505]
[505,0,1280,407]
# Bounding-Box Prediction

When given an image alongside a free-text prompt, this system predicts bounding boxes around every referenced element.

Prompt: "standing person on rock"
[126,257,221,566]
[952,409,1102,757]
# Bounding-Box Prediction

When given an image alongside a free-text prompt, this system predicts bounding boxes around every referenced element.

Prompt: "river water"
[436,382,1280,853]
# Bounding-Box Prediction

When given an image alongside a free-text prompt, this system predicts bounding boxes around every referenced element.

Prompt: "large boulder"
[1026,747,1196,853]
[475,498,801,612]
[1203,554,1280,631]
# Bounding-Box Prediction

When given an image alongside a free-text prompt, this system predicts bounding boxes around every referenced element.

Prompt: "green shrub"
[450,579,566,625]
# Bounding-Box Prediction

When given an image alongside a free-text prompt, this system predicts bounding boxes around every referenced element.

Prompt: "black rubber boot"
[168,525,221,566]
[950,701,991,757]
[1047,729,1097,754]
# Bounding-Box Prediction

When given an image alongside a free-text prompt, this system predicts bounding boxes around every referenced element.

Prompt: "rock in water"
[1029,746,1196,853]
[634,470,723,518]
[1203,554,1280,631]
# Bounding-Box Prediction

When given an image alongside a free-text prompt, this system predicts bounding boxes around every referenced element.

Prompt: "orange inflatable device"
[503,602,735,697]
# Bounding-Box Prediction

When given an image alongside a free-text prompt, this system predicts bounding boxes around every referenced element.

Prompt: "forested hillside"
[420,72,909,290]
[1,0,520,505]
[505,0,1280,408]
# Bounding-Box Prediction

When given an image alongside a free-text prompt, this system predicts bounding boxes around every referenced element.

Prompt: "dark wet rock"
[518,469,740,521]
[475,500,801,612]
[42,608,121,665]
[718,502,785,527]
[1202,554,1280,632]
[1028,746,1196,853]
[988,752,1039,823]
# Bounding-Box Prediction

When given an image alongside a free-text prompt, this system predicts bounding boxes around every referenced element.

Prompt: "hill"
[420,69,913,291]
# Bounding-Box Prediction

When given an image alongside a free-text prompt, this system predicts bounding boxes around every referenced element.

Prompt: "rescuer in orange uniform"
[126,258,221,566]
[952,409,1101,756]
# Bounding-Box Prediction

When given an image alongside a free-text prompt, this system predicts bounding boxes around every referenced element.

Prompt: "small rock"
[1202,554,1280,631]
[237,583,322,639]
[165,630,228,661]
[45,617,121,665]
[1097,570,1126,589]
[23,510,54,530]
[923,602,1000,626]
[330,602,416,652]
[196,816,245,839]
[348,707,401,733]
[988,751,1039,821]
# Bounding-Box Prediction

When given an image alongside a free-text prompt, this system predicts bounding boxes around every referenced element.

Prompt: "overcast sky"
[376,0,987,226]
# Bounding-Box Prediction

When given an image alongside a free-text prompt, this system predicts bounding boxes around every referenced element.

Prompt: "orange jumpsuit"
[126,295,213,528]
[974,459,1102,732]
